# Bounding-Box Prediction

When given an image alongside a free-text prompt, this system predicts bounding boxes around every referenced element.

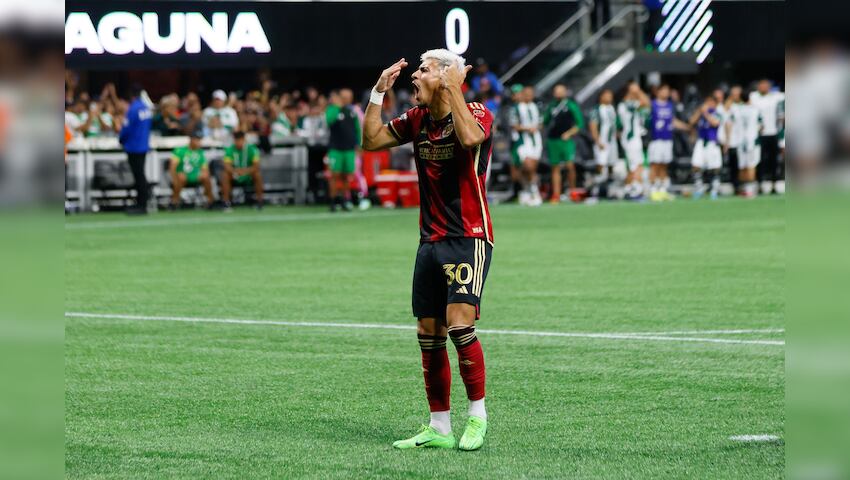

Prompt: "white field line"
[65,210,410,231]
[617,328,784,336]
[729,435,781,442]
[64,312,784,346]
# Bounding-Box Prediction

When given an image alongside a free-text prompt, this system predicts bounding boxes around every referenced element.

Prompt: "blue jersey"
[697,108,719,143]
[119,98,153,154]
[650,99,675,140]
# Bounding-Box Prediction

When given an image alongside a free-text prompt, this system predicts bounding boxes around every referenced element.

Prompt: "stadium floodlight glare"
[64,11,271,55]
[696,41,713,64]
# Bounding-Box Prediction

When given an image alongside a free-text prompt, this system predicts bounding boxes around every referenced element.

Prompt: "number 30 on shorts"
[442,263,473,286]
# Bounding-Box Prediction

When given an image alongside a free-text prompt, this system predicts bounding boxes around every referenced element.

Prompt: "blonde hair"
[420,49,466,72]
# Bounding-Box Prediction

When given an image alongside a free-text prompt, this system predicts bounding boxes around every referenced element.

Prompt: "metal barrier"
[66,136,308,211]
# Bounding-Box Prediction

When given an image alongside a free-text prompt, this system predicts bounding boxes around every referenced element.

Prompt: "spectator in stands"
[85,100,117,137]
[220,131,264,210]
[299,102,329,145]
[180,93,204,137]
[152,94,182,137]
[271,101,300,139]
[168,131,214,209]
[475,77,502,114]
[470,58,504,97]
[64,99,91,139]
[203,89,239,142]
[118,84,153,215]
[326,88,361,212]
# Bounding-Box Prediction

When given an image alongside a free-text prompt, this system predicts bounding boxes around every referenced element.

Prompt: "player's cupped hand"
[440,64,473,90]
[375,58,408,93]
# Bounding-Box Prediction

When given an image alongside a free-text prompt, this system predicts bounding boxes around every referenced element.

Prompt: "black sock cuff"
[418,334,447,351]
[448,326,478,347]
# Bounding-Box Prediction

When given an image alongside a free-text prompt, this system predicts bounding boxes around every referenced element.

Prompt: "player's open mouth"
[412,82,421,100]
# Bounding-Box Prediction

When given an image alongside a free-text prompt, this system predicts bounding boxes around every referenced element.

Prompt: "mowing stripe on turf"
[64,312,784,346]
[729,435,781,442]
[65,210,411,231]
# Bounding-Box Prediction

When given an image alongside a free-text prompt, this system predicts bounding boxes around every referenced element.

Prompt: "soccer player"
[543,84,584,203]
[220,131,264,210]
[734,90,763,198]
[588,89,618,197]
[723,86,744,194]
[509,86,543,206]
[507,84,524,202]
[362,50,494,451]
[326,88,362,212]
[617,81,650,199]
[168,131,214,209]
[647,84,688,201]
[749,79,784,194]
[689,96,723,199]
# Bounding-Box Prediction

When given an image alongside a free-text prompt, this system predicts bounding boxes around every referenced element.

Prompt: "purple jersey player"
[647,84,686,200]
[650,99,675,141]
[689,95,723,199]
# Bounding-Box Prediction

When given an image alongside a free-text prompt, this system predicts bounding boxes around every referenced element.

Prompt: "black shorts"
[412,237,493,320]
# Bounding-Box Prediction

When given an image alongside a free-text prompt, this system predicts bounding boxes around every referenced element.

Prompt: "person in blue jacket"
[119,84,153,215]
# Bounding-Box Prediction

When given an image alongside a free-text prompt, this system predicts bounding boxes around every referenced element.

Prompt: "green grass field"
[65,197,785,479]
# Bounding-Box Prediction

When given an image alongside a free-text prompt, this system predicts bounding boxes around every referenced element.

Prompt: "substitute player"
[168,131,214,209]
[617,82,650,199]
[510,86,543,206]
[327,88,362,212]
[220,131,264,211]
[647,84,688,201]
[588,89,618,195]
[543,84,584,203]
[362,50,494,451]
[689,95,723,199]
[734,90,763,198]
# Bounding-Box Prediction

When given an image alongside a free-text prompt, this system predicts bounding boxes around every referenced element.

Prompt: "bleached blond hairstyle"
[420,49,466,72]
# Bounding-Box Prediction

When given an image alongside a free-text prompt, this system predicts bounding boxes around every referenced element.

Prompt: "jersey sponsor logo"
[418,142,455,161]
[65,12,271,55]
[456,286,468,294]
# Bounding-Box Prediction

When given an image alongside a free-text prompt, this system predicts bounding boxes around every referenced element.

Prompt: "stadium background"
[64,1,787,478]
[65,0,784,210]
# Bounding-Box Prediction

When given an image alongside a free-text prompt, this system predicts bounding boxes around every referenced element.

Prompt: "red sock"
[448,326,486,401]
[418,335,451,412]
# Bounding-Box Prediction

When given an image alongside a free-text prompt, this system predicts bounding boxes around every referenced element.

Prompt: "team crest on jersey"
[441,124,454,138]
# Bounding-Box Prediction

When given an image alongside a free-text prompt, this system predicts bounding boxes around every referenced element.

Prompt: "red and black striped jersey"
[387,102,494,245]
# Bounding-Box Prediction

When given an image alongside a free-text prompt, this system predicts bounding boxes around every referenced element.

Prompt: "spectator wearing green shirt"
[326,88,361,212]
[220,131,264,210]
[168,132,214,209]
[543,84,584,203]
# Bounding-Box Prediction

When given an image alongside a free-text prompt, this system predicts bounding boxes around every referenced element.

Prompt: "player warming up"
[362,50,494,451]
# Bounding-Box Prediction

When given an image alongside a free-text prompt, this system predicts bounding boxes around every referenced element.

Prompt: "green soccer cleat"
[392,425,456,449]
[458,416,487,451]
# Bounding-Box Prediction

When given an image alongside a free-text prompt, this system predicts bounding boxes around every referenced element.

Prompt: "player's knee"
[446,303,475,328]
[417,318,445,336]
